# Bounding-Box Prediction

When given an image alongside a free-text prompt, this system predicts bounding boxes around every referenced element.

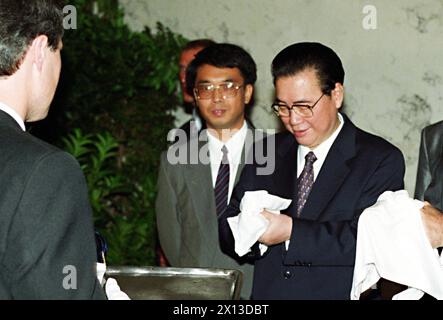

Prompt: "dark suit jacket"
[415,120,443,211]
[219,114,405,300]
[0,111,105,299]
[156,123,258,299]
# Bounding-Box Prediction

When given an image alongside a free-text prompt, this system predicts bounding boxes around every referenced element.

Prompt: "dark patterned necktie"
[214,145,230,217]
[296,151,317,217]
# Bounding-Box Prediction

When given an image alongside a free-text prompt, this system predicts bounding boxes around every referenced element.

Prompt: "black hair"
[271,42,345,94]
[185,43,257,95]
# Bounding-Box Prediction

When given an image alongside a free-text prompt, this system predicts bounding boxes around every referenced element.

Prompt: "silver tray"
[106,266,243,300]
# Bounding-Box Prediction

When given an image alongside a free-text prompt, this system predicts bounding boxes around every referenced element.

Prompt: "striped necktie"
[296,151,317,217]
[214,145,230,217]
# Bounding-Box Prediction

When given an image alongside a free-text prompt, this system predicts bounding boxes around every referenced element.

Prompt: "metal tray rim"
[105,266,243,300]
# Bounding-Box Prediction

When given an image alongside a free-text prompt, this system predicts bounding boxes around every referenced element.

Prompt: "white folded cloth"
[227,190,292,257]
[350,190,443,300]
[392,287,425,300]
[96,262,131,300]
[104,278,131,300]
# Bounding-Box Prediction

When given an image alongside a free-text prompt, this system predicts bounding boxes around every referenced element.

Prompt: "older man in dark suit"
[0,0,105,299]
[219,42,405,299]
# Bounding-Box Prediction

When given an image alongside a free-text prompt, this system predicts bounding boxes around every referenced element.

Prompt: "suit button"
[283,270,292,279]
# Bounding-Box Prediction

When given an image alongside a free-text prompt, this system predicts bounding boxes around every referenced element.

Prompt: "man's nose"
[289,109,304,125]
[211,87,224,102]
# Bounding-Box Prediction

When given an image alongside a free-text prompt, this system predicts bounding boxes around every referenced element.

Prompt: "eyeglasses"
[194,82,243,100]
[271,93,325,118]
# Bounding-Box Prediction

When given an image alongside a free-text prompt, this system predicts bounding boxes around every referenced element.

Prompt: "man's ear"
[244,84,254,104]
[192,88,200,108]
[332,83,344,109]
[30,35,49,72]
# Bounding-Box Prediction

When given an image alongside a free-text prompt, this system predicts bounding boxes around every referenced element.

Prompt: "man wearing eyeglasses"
[156,43,256,299]
[218,42,405,299]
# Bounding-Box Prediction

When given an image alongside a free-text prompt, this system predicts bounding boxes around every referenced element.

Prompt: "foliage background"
[30,0,187,265]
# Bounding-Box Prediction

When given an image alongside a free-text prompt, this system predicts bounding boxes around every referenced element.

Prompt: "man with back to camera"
[218,42,405,299]
[0,0,105,299]
[156,43,258,299]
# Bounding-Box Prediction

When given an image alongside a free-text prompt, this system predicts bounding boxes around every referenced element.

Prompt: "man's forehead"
[275,73,324,103]
[196,65,242,78]
[277,71,319,86]
[285,68,319,81]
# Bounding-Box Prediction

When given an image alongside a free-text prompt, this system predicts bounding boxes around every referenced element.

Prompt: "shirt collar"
[207,120,248,161]
[207,120,248,150]
[299,112,344,161]
[0,102,26,131]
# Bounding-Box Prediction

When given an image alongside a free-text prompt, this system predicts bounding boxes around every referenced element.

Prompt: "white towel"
[96,262,131,300]
[227,190,292,257]
[350,190,443,300]
[105,278,131,300]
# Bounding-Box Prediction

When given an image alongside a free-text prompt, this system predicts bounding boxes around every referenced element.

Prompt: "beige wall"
[120,0,443,194]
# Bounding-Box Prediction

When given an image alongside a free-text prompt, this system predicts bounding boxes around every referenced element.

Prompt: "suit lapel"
[435,157,443,211]
[301,117,357,220]
[271,132,299,211]
[183,159,215,228]
[183,122,257,264]
[182,122,261,263]
[182,133,219,263]
[234,123,256,184]
[426,151,443,211]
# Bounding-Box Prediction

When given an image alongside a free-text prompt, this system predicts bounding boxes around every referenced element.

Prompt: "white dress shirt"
[207,121,248,202]
[0,102,26,131]
[297,112,344,180]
